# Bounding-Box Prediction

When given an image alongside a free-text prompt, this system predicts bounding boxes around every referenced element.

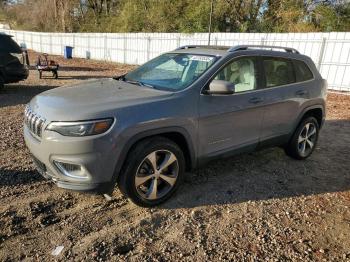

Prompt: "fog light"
[53,161,88,179]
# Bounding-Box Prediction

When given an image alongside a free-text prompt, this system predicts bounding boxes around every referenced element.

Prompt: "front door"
[198,56,265,158]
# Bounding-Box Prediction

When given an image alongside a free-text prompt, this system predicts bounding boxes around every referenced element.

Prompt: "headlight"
[46,118,114,137]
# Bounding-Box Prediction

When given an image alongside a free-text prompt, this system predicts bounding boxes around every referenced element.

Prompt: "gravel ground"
[0,51,349,261]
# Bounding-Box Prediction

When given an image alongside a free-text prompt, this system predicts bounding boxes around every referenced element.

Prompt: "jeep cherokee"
[24,45,327,207]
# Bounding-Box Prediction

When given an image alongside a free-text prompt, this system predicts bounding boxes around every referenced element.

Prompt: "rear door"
[259,56,313,143]
[198,56,265,157]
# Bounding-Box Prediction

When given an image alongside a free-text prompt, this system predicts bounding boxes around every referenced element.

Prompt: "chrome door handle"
[249,97,263,104]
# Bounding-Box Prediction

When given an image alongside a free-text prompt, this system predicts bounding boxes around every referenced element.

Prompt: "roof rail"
[175,45,229,51]
[228,45,300,54]
[176,45,207,50]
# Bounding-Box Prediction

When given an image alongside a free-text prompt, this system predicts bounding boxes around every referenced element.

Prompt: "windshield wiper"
[122,78,155,89]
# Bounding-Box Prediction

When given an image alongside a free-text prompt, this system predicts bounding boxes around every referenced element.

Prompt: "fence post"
[317,37,327,70]
[40,34,43,52]
[87,36,90,59]
[177,36,180,48]
[123,34,127,64]
[147,37,151,61]
[30,33,33,50]
[215,37,218,46]
[261,37,265,46]
[50,34,52,54]
[104,34,107,61]
[60,36,63,55]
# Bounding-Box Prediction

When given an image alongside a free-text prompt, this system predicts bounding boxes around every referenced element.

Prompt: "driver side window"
[215,57,257,93]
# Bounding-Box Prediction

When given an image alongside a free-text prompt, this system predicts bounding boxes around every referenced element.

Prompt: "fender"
[292,104,325,133]
[111,126,197,185]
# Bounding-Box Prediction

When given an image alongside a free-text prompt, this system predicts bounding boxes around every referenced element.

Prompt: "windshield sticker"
[189,56,214,62]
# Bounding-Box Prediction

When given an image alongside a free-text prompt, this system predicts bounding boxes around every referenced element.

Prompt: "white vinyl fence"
[2,30,350,92]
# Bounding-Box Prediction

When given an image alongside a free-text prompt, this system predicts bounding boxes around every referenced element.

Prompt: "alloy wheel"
[297,122,317,157]
[134,150,179,200]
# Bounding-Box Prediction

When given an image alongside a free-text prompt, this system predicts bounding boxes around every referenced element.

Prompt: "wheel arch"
[298,106,324,128]
[289,105,325,143]
[112,127,196,186]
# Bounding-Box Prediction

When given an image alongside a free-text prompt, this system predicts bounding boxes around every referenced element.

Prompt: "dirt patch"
[0,51,349,261]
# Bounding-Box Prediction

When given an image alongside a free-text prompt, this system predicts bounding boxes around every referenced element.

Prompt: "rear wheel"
[285,116,319,160]
[117,137,185,207]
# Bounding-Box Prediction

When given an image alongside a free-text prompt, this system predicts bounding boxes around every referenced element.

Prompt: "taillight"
[10,52,23,64]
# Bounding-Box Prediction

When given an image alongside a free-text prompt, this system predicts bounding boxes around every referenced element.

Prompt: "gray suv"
[24,45,326,206]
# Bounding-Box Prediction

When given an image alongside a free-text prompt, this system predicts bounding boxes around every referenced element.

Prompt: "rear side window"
[294,60,313,82]
[263,58,295,88]
[0,35,22,53]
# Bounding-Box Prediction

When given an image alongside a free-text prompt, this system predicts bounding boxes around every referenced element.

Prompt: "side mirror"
[206,80,235,95]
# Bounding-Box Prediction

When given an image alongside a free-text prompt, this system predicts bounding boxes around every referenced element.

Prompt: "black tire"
[285,116,319,160]
[117,137,185,207]
[0,75,4,89]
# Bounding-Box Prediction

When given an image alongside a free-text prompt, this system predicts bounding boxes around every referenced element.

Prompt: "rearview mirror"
[173,56,189,66]
[206,80,235,95]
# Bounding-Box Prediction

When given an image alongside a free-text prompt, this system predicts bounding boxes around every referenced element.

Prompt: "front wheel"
[285,116,319,160]
[117,137,185,207]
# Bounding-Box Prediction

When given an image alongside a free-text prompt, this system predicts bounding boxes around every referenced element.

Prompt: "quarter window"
[214,57,257,93]
[294,60,313,82]
[263,58,295,87]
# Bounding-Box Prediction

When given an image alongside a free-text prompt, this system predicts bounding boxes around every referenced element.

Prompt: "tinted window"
[294,60,313,82]
[263,58,295,87]
[214,57,257,93]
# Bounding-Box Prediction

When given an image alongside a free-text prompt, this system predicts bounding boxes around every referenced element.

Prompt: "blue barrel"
[64,46,73,59]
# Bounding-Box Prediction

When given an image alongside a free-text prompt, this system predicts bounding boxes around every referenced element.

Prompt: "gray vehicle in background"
[24,45,327,207]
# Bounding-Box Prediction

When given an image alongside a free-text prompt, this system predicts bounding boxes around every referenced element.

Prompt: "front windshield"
[124,53,217,91]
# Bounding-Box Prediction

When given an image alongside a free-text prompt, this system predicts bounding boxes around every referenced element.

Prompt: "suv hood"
[29,78,173,121]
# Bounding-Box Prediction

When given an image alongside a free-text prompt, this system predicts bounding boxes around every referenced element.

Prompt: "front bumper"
[24,124,118,193]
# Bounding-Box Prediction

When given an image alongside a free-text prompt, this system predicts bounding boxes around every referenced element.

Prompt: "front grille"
[24,106,46,138]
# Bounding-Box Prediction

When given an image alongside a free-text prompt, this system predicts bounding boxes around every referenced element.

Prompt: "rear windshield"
[0,35,22,53]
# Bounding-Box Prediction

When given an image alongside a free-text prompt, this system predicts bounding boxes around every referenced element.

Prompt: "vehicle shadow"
[29,73,109,80]
[0,169,44,188]
[59,66,109,72]
[0,84,58,108]
[52,75,107,80]
[28,64,108,72]
[161,119,350,209]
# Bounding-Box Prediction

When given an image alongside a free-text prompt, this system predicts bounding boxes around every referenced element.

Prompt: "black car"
[0,33,29,88]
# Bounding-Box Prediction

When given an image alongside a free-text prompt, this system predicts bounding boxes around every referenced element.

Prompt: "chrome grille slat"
[37,119,44,137]
[24,106,46,139]
[34,116,40,134]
